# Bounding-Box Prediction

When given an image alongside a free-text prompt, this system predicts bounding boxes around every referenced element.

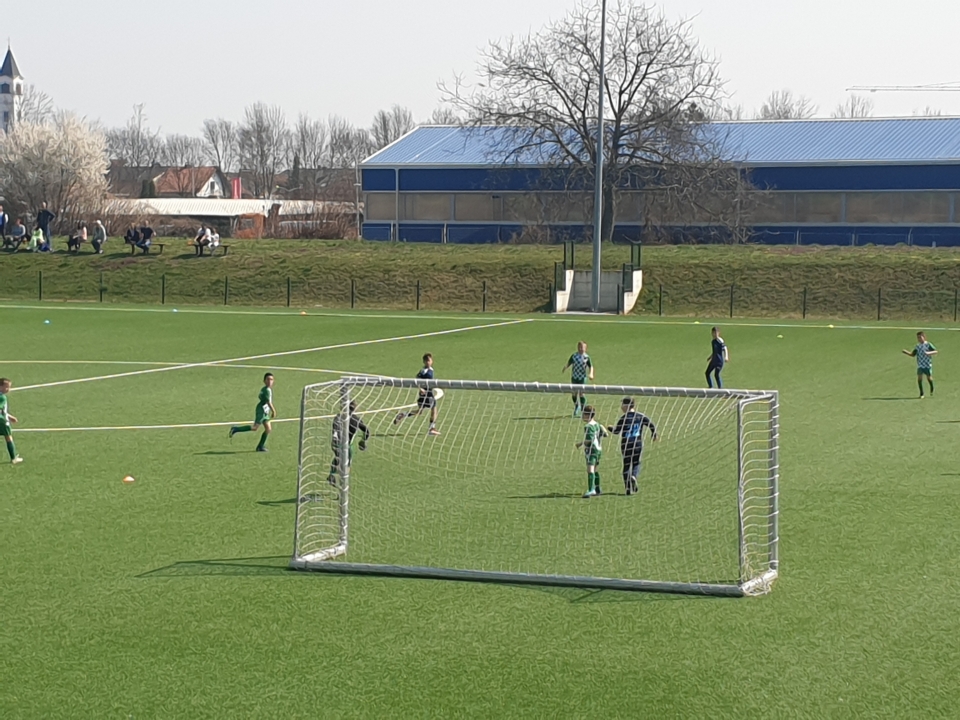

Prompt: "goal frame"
[290,377,779,597]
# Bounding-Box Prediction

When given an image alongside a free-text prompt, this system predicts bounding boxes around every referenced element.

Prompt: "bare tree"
[328,115,373,168]
[238,102,289,198]
[19,85,55,125]
[105,104,163,165]
[286,114,331,199]
[370,105,416,149]
[161,134,205,167]
[0,113,109,229]
[202,118,239,172]
[913,106,943,117]
[714,103,745,121]
[756,90,817,120]
[426,106,463,125]
[442,0,749,243]
[832,94,873,119]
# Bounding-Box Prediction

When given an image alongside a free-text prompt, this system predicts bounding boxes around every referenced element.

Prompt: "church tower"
[0,45,24,133]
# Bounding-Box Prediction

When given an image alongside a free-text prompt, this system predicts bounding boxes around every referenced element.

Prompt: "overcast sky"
[6,0,960,134]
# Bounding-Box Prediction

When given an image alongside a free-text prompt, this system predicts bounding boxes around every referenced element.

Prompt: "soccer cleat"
[573,407,582,418]
[428,428,441,436]
[11,456,23,465]
[394,412,404,425]
[582,489,597,498]
[624,482,633,496]
[327,475,337,486]
[256,447,269,452]
[630,479,639,494]
[594,487,601,496]
[228,428,235,439]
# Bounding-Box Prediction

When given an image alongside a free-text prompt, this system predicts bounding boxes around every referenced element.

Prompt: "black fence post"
[954,289,958,323]
[416,280,421,311]
[482,281,487,312]
[877,287,882,321]
[286,277,292,308]
[802,287,807,319]
[658,284,663,317]
[617,284,623,315]
[549,282,554,313]
[38,270,42,301]
[351,279,356,309]
[99,271,104,303]
[729,284,735,318]
[161,274,166,305]
[224,276,229,306]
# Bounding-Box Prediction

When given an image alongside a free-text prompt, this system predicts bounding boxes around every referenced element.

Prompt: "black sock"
[257,432,268,449]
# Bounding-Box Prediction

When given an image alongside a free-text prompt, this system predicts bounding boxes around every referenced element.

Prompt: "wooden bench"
[128,241,164,255]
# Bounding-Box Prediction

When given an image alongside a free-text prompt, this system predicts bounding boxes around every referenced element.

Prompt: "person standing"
[0,204,8,245]
[0,378,24,464]
[706,326,729,389]
[36,201,56,250]
[562,341,594,417]
[903,331,937,398]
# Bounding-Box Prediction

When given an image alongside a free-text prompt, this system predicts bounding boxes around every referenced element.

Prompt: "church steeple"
[0,44,23,133]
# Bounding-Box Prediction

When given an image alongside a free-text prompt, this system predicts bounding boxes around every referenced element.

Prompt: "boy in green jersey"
[0,378,23,464]
[575,405,606,498]
[229,373,277,451]
[902,331,937,398]
[562,341,594,417]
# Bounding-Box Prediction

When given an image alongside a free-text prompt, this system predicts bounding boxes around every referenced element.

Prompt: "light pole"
[590,0,608,313]
[354,158,362,239]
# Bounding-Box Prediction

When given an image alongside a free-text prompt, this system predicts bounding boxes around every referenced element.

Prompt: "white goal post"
[290,377,779,597]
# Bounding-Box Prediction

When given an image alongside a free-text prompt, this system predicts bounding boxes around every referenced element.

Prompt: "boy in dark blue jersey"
[607,397,657,495]
[705,327,729,389]
[327,401,370,485]
[394,353,441,436]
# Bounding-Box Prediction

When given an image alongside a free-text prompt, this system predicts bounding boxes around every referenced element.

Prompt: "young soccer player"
[562,341,594,417]
[327,401,370,485]
[394,353,440,436]
[607,397,658,496]
[903,331,937,398]
[575,405,607,498]
[706,326,729,389]
[0,378,24,465]
[229,373,276,451]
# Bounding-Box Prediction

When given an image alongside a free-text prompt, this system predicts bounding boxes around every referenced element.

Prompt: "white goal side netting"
[291,378,779,597]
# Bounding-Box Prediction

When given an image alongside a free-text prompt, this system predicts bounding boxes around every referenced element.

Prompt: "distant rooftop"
[0,47,21,79]
[363,117,960,168]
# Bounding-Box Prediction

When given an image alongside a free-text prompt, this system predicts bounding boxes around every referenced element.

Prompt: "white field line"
[0,360,183,366]
[16,404,415,434]
[2,301,955,333]
[12,319,532,393]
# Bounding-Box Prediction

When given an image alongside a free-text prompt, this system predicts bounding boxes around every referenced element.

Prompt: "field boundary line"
[12,319,532,393]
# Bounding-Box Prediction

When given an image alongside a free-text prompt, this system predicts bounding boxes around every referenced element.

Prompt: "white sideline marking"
[2,301,955,332]
[17,404,415,434]
[12,319,531,393]
[0,360,183,366]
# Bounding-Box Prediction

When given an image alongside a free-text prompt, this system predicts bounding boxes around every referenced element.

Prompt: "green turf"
[1,304,959,717]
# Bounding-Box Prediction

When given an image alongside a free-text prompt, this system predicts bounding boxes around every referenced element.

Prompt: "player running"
[903,331,937,398]
[575,405,607,498]
[607,397,658,496]
[229,373,277,452]
[327,401,370,485]
[394,353,441,436]
[562,341,594,417]
[0,378,24,465]
[706,326,729,389]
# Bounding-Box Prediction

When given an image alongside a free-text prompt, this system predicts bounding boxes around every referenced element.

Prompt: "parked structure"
[0,46,23,133]
[361,119,960,246]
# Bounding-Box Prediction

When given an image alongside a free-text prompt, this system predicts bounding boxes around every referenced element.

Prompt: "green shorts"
[254,403,271,425]
[1,422,11,437]
[572,378,587,386]
[917,368,932,377]
[585,449,602,466]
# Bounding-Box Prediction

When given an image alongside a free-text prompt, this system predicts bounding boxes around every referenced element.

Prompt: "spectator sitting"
[193,226,211,256]
[5,218,27,250]
[137,224,154,253]
[67,221,88,252]
[209,229,221,251]
[28,226,44,252]
[92,220,107,254]
[124,225,140,249]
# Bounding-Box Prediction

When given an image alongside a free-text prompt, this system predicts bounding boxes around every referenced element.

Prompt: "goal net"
[290,377,779,597]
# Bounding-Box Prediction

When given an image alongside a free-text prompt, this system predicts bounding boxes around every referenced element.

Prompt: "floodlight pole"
[590,0,608,313]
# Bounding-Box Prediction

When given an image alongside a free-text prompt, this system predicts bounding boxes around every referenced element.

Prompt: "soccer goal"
[290,377,779,597]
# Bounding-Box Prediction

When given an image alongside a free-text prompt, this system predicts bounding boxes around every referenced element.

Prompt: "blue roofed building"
[360,118,960,246]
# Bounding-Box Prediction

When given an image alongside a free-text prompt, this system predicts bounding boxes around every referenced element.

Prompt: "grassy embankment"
[3,239,960,319]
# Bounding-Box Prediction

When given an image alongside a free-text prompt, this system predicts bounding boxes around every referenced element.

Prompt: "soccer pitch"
[1,303,958,717]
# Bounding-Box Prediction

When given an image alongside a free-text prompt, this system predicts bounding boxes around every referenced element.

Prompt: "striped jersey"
[914,342,936,370]
[568,352,592,382]
[583,420,605,452]
[0,392,8,421]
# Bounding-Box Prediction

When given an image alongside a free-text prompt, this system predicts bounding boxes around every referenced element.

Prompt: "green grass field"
[2,303,959,717]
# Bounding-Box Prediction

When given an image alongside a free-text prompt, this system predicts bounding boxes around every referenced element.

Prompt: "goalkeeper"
[575,405,607,498]
[327,401,370,485]
[607,397,657,496]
